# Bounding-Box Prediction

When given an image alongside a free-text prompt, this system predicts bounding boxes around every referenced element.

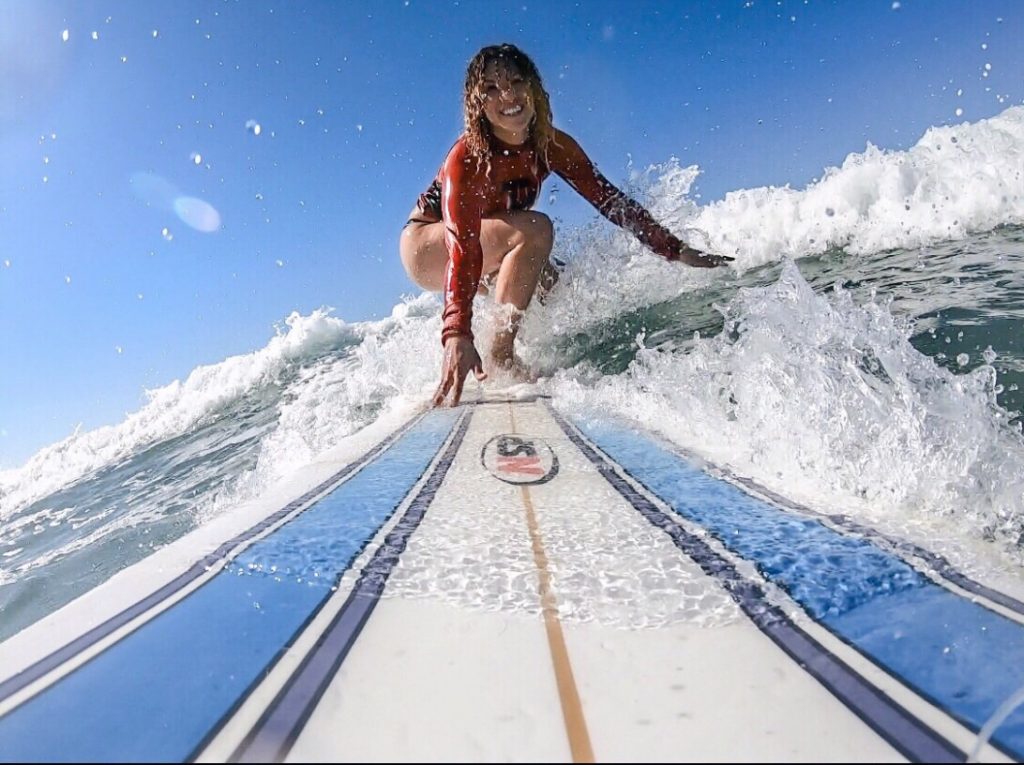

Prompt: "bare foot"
[490,329,516,366]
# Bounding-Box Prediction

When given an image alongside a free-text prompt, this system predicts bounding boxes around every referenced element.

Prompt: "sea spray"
[552,259,1024,557]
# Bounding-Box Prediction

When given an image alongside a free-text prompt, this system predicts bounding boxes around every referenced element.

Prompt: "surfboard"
[1,391,1024,762]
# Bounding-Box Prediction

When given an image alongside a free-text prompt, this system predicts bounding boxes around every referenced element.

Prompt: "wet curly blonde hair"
[462,44,555,167]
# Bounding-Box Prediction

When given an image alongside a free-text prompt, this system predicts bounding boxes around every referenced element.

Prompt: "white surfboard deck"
[1,390,1024,763]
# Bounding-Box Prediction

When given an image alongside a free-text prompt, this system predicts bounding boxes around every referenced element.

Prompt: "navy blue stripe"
[230,409,473,763]
[570,412,1024,761]
[0,411,425,707]
[0,408,461,763]
[547,405,963,763]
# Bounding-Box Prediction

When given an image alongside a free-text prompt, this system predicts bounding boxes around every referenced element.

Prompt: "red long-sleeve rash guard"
[415,128,686,345]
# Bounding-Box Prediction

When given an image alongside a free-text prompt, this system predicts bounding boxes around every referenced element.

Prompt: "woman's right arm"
[439,143,486,344]
[433,142,488,406]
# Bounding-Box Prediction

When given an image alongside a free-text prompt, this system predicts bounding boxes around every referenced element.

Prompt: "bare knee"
[522,213,554,255]
[500,213,553,271]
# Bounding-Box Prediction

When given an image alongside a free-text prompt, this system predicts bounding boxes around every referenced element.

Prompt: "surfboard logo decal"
[481,434,559,485]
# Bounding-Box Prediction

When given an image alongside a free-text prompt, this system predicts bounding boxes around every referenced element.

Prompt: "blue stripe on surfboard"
[0,411,426,706]
[547,406,961,763]
[572,415,1024,761]
[0,408,461,764]
[231,409,473,763]
[723,473,1024,619]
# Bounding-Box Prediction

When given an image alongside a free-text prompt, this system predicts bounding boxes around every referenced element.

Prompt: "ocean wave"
[665,105,1024,267]
[0,304,415,518]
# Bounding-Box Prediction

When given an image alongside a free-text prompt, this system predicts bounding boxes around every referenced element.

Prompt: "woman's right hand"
[433,335,488,407]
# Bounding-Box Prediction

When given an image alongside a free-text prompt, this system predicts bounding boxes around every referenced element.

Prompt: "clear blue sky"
[1,0,1021,467]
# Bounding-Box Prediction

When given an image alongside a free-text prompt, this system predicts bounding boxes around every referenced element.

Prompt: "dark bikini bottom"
[404,217,439,228]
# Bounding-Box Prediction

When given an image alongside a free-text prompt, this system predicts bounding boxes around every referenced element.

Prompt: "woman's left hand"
[669,245,734,268]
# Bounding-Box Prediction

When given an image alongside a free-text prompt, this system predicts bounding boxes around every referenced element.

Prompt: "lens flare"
[130,172,221,233]
[173,196,221,232]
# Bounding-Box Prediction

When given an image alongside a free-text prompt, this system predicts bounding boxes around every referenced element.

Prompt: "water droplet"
[61,29,69,42]
[955,107,964,117]
[255,192,264,201]
[152,29,159,38]
[957,353,970,367]
[275,259,284,267]
[115,345,123,354]
[162,227,173,241]
[982,347,997,364]
[191,152,203,165]
[65,275,72,284]
[91,31,99,40]
[245,119,262,136]
[120,55,128,63]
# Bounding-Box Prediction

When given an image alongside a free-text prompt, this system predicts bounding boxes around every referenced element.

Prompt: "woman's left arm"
[548,130,732,268]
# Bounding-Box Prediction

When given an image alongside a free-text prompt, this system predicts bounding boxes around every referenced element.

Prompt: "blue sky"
[1,0,1021,467]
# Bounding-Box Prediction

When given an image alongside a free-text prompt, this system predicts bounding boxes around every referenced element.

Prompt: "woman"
[400,43,732,407]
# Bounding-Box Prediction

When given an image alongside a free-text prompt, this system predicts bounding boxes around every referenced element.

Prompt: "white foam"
[548,259,1024,562]
[0,303,432,519]
[675,105,1024,267]
[192,295,445,521]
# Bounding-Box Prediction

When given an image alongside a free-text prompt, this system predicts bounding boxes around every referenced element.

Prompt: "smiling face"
[479,60,536,145]
[461,44,553,162]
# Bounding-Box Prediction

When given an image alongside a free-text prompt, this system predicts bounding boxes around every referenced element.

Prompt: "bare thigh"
[399,210,553,294]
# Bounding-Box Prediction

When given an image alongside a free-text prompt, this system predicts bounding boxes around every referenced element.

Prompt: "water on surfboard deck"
[1,390,1023,763]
